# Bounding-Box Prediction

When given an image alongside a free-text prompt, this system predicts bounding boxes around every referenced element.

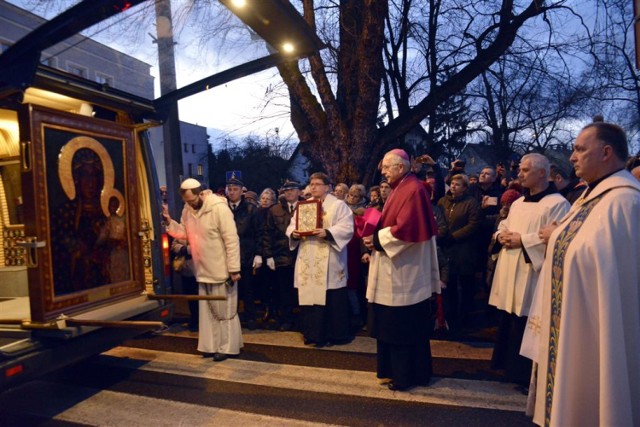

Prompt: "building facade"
[0,0,209,188]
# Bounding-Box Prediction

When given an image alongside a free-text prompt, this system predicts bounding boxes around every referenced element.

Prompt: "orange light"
[113,1,133,12]
[162,233,171,277]
[5,364,24,378]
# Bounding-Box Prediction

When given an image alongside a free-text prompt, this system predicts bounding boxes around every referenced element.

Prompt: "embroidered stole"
[544,193,605,426]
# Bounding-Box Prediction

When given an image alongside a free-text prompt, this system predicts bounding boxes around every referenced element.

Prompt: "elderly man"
[521,123,640,426]
[162,178,242,362]
[287,172,354,346]
[364,149,440,391]
[488,153,569,387]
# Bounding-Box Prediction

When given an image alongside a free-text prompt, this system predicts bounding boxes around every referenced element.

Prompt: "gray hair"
[383,152,411,171]
[521,153,550,180]
[259,188,276,203]
[335,183,349,193]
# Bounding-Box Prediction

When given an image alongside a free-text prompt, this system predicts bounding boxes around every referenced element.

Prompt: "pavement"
[0,289,537,426]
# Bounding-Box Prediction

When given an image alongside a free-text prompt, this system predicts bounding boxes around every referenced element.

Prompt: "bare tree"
[277,0,576,184]
[468,40,593,158]
[586,0,640,147]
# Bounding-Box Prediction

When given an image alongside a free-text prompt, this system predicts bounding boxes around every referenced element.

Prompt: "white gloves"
[266,257,275,271]
[252,255,263,269]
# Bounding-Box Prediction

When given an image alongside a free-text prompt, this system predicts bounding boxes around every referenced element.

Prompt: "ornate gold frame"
[19,105,143,322]
[295,199,322,236]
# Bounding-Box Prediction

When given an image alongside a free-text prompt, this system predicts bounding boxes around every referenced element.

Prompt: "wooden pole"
[0,319,24,325]
[64,319,164,329]
[147,294,226,301]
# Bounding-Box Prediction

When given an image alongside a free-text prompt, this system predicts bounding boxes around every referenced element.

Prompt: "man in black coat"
[227,177,261,330]
[468,167,503,290]
[262,180,302,331]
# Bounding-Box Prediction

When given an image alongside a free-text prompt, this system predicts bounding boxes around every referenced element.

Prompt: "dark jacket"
[433,203,449,284]
[262,199,297,267]
[230,198,260,269]
[437,192,480,275]
[468,183,503,232]
[561,179,587,205]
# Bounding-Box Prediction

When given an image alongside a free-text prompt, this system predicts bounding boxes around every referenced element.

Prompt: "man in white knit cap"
[162,178,242,361]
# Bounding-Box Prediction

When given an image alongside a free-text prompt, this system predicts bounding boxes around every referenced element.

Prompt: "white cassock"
[287,193,353,305]
[521,170,640,427]
[488,193,569,316]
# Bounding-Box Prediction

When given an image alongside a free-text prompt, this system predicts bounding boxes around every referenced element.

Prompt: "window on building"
[67,63,87,78]
[188,163,193,177]
[197,164,203,176]
[184,143,188,153]
[96,73,113,87]
[192,144,196,153]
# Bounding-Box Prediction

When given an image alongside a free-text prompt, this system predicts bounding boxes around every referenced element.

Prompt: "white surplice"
[521,170,640,427]
[287,193,353,306]
[366,229,440,306]
[488,193,569,317]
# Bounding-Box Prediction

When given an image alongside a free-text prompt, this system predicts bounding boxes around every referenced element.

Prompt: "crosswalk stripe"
[102,346,526,412]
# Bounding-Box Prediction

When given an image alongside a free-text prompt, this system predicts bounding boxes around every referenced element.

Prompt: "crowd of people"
[161,121,639,426]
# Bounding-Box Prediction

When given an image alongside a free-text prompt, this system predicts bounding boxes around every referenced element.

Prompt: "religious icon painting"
[18,104,143,322]
[295,199,322,236]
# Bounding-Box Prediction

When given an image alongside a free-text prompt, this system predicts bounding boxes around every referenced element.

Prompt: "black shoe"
[212,353,228,362]
[387,382,414,392]
[246,320,257,331]
[330,336,353,346]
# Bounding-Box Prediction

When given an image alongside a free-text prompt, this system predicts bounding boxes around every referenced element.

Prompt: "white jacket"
[167,190,240,283]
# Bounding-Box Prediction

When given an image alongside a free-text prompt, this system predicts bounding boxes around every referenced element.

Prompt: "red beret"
[500,189,522,206]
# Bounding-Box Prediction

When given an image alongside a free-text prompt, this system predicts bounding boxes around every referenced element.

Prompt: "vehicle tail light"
[5,364,24,378]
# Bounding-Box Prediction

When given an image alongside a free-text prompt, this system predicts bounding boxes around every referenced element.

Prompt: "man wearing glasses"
[162,178,242,362]
[364,149,440,392]
[287,172,354,347]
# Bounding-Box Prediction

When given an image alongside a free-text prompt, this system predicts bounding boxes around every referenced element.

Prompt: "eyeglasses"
[381,163,401,171]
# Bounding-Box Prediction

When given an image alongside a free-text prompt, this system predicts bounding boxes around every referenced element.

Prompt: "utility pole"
[154,0,183,217]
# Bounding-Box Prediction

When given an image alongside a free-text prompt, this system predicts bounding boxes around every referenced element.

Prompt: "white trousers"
[197,281,243,355]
